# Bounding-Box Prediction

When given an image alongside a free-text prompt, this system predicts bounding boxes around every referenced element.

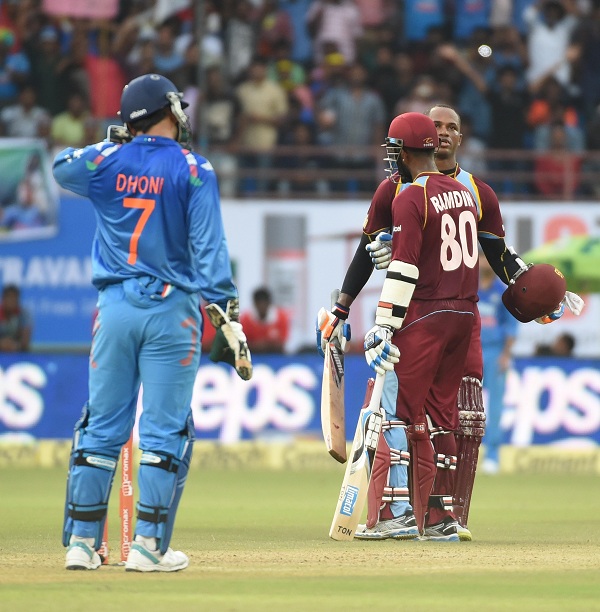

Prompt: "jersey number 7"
[123,197,155,265]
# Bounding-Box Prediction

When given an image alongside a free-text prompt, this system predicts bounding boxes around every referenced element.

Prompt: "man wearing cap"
[53,73,253,572]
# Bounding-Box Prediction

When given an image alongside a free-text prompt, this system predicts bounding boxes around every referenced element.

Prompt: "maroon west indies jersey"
[390,171,480,301]
[363,166,506,300]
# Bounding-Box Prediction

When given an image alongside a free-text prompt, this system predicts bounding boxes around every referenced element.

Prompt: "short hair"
[129,106,169,133]
[2,284,20,298]
[253,287,272,303]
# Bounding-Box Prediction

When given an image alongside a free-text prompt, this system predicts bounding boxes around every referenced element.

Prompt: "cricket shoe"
[125,536,189,572]
[65,536,101,570]
[457,525,473,542]
[420,517,460,542]
[354,512,419,540]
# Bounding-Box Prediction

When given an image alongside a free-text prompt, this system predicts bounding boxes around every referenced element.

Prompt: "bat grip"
[368,372,386,413]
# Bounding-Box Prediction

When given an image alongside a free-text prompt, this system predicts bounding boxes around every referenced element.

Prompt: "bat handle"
[369,372,386,413]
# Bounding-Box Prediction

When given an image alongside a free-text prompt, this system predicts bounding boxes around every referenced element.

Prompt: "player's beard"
[397,158,413,184]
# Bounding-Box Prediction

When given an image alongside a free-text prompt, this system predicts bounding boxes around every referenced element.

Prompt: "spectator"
[256,0,294,59]
[533,122,582,196]
[318,62,385,193]
[369,46,413,124]
[152,19,186,86]
[277,121,324,195]
[523,0,579,90]
[0,26,30,109]
[225,0,257,84]
[583,103,600,197]
[569,4,600,123]
[0,83,50,138]
[478,252,518,475]
[1,177,46,231]
[267,41,307,94]
[527,75,583,151]
[240,287,290,354]
[394,74,441,116]
[403,0,445,42]
[205,67,237,145]
[306,0,363,65]
[25,25,69,116]
[236,57,288,193]
[0,284,32,352]
[452,0,492,42]
[535,332,576,356]
[50,92,91,149]
[279,0,313,65]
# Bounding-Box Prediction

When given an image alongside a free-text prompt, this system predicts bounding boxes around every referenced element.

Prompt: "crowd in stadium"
[1,0,599,197]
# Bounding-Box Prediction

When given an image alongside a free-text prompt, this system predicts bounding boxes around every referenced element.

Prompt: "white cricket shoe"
[354,512,419,540]
[65,536,101,570]
[125,536,189,572]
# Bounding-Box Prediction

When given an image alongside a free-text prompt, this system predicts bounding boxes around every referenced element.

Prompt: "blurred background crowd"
[1,0,600,199]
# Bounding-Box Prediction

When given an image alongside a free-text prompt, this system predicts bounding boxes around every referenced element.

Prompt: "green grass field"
[1,466,599,612]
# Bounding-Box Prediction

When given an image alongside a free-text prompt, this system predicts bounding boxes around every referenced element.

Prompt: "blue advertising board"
[0,195,97,347]
[0,354,598,447]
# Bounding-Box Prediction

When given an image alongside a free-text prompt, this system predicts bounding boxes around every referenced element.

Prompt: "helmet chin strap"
[166,92,192,148]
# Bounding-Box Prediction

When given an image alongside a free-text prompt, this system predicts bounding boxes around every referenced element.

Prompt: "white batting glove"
[366,232,393,270]
[205,299,253,380]
[364,325,400,375]
[564,291,584,316]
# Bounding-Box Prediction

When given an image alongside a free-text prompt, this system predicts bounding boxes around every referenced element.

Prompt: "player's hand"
[316,303,351,357]
[364,325,399,375]
[366,232,392,270]
[535,291,584,324]
[205,299,253,380]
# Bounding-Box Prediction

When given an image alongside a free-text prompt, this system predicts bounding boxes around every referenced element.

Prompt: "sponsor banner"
[1,354,598,448]
[0,195,97,347]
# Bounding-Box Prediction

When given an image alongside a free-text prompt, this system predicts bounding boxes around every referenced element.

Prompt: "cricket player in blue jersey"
[53,73,252,572]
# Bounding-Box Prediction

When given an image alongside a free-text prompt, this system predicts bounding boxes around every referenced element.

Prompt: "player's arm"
[52,141,120,198]
[364,190,422,374]
[188,161,252,380]
[317,179,395,355]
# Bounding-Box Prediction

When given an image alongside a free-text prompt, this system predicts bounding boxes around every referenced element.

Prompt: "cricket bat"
[320,289,346,463]
[321,338,347,463]
[329,372,385,541]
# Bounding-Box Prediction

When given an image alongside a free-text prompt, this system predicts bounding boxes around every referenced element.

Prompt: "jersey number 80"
[440,211,478,271]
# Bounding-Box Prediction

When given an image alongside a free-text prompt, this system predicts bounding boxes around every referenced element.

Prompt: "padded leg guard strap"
[62,413,119,548]
[406,421,435,534]
[428,432,458,526]
[454,377,485,528]
[366,420,410,528]
[136,411,195,554]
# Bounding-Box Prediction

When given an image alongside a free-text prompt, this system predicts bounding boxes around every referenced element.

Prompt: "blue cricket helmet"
[119,73,189,123]
[119,73,192,146]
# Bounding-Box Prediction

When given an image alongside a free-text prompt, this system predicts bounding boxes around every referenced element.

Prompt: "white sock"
[135,535,158,552]
[70,535,95,547]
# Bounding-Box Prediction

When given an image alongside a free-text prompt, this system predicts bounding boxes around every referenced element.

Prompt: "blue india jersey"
[52,136,237,308]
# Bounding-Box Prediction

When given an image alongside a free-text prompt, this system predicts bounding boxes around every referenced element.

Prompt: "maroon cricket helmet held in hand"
[502,263,566,323]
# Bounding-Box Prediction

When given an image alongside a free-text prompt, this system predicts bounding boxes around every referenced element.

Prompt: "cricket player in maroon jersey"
[318,106,584,541]
[362,112,479,539]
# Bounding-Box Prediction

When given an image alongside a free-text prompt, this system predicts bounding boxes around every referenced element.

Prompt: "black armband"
[479,237,524,285]
[340,233,375,298]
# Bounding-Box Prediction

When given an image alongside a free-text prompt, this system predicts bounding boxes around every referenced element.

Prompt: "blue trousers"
[70,279,200,539]
[482,345,506,463]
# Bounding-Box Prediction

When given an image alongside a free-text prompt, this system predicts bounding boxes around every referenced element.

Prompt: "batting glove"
[205,298,253,380]
[366,232,393,270]
[364,325,400,375]
[316,302,351,357]
[535,290,585,324]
